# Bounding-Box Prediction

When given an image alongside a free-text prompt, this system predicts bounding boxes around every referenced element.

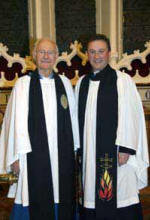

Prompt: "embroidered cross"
[100,153,113,169]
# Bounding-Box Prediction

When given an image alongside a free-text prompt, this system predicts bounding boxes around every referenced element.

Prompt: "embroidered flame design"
[98,170,113,201]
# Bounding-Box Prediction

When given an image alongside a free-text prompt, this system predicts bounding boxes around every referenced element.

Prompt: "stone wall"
[0,0,29,57]
[123,0,150,54]
[55,0,96,52]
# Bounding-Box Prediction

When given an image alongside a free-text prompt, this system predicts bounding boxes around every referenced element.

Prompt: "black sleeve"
[119,146,136,155]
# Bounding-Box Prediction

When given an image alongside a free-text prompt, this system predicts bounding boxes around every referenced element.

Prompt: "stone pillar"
[28,0,56,53]
[96,0,123,65]
[110,0,118,66]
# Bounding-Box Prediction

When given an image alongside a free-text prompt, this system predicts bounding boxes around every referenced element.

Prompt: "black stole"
[78,65,118,219]
[27,70,75,220]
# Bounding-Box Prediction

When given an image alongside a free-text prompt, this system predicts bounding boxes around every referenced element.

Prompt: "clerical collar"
[93,70,100,75]
[90,65,112,81]
[39,71,54,79]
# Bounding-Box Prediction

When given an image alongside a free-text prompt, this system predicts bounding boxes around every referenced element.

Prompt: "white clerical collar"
[93,70,100,75]
[39,71,54,79]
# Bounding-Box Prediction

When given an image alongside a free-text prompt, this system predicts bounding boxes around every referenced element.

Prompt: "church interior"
[0,0,150,219]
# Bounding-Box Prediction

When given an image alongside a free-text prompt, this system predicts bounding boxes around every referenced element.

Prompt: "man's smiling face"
[87,40,110,72]
[34,39,58,76]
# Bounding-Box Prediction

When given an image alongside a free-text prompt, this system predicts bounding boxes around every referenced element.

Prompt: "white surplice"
[75,70,149,208]
[0,74,79,206]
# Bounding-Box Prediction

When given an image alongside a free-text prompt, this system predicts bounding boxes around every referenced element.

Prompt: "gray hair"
[32,38,59,61]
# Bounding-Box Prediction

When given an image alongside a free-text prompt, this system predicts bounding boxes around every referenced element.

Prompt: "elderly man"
[0,38,79,220]
[75,34,149,220]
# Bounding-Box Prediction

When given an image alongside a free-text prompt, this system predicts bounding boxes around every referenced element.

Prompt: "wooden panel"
[145,109,150,183]
[0,89,11,131]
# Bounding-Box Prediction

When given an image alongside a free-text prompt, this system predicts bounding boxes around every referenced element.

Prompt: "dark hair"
[87,34,111,51]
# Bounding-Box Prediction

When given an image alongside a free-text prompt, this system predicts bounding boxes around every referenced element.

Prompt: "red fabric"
[0,54,150,81]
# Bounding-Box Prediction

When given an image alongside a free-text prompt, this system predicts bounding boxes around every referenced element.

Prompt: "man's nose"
[94,52,101,58]
[43,51,49,58]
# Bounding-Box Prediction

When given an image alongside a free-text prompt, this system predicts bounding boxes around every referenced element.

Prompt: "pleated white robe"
[75,70,149,208]
[0,74,79,206]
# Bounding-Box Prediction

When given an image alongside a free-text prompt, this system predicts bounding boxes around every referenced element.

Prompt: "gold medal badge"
[60,94,68,109]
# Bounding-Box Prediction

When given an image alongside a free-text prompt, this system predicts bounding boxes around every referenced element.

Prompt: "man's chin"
[93,66,103,72]
[40,65,52,70]
[38,66,53,72]
[92,63,107,71]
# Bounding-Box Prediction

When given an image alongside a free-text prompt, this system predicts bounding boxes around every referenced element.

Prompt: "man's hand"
[11,160,20,175]
[118,152,130,166]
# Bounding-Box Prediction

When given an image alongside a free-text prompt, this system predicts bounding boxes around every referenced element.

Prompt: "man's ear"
[85,51,89,61]
[108,51,111,60]
[32,50,36,62]
[55,51,59,60]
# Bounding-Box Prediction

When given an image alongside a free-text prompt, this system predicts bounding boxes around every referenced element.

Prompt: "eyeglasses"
[37,50,57,56]
[88,49,108,56]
